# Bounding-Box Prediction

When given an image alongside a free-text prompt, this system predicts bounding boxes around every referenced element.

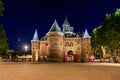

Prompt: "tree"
[0,0,4,16]
[0,0,8,57]
[92,9,120,57]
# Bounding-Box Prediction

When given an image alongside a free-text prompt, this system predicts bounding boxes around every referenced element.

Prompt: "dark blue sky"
[1,0,120,50]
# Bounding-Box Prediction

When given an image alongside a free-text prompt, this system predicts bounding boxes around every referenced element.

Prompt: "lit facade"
[31,18,91,62]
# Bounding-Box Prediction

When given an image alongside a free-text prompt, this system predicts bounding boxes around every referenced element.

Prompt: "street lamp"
[24,45,28,52]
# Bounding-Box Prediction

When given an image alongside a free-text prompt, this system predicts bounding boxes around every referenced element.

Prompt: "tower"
[62,18,79,62]
[62,17,75,37]
[31,29,40,61]
[46,19,64,61]
[82,29,91,59]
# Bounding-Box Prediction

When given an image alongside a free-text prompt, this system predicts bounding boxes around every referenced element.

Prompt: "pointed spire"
[83,29,90,38]
[55,18,57,22]
[76,31,82,37]
[62,16,72,32]
[63,17,70,27]
[49,19,61,32]
[33,29,39,40]
[65,15,68,20]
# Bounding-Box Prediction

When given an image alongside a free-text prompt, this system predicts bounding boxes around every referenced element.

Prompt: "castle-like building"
[31,18,91,62]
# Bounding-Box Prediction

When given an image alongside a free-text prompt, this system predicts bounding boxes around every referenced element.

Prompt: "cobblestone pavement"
[0,62,120,80]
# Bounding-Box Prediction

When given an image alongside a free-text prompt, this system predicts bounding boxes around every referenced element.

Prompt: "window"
[65,42,69,46]
[60,41,62,46]
[65,42,74,47]
[70,42,74,46]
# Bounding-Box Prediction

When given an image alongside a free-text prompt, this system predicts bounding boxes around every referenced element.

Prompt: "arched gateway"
[64,50,78,62]
[67,50,74,62]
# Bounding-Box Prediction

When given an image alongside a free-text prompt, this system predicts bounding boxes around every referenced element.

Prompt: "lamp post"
[24,45,28,52]
[22,44,29,62]
[23,44,29,55]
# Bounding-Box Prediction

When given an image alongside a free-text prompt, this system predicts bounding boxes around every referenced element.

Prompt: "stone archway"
[67,50,74,62]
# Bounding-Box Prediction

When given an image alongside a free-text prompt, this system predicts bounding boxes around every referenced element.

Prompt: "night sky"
[1,0,120,50]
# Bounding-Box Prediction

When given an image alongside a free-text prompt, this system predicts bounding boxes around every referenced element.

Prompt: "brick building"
[31,18,91,62]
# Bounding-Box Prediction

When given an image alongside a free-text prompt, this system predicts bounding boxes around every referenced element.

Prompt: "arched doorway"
[67,50,74,62]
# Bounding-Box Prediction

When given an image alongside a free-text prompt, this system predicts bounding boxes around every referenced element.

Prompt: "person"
[110,57,113,63]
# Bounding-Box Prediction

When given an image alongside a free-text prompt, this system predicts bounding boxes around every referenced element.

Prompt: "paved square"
[0,62,120,80]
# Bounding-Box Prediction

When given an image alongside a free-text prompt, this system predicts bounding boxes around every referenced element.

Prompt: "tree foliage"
[0,0,8,56]
[92,9,120,52]
[0,25,8,55]
[0,0,4,16]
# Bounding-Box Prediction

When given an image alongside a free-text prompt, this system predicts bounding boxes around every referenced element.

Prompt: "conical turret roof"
[62,18,72,32]
[62,17,74,32]
[33,29,39,40]
[49,19,61,32]
[63,18,71,27]
[83,29,90,38]
[76,31,82,37]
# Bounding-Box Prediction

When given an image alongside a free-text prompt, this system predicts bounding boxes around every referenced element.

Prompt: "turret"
[62,17,75,37]
[82,29,91,59]
[31,29,40,61]
[46,19,64,61]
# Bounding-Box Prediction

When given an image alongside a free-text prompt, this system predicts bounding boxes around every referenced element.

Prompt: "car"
[93,59,101,62]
